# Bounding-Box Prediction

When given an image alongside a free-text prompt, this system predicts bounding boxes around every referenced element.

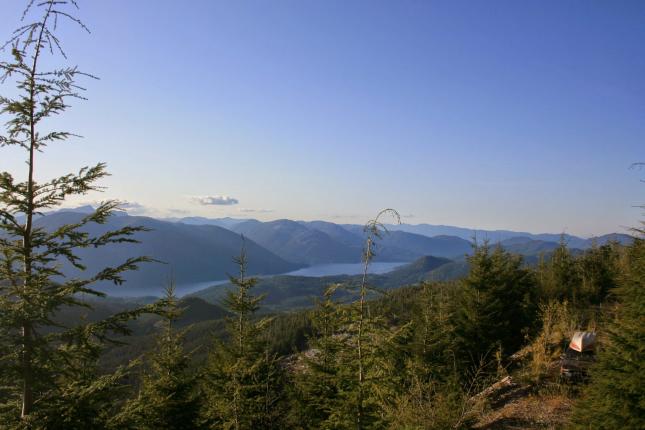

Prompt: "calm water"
[284,262,406,277]
[173,261,407,297]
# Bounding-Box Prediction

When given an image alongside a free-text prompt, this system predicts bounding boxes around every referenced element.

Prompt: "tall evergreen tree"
[318,209,410,430]
[569,234,645,429]
[291,284,345,429]
[386,281,481,430]
[454,242,537,370]
[412,281,459,380]
[335,209,395,429]
[0,1,158,426]
[201,247,285,430]
[118,282,202,430]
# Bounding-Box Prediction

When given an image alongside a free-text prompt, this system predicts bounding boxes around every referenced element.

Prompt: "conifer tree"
[569,234,645,429]
[319,209,410,430]
[202,246,285,430]
[342,209,398,429]
[119,282,202,430]
[0,1,159,425]
[538,239,581,302]
[291,284,345,429]
[386,281,480,430]
[285,210,410,429]
[413,281,458,379]
[578,242,620,304]
[454,243,537,370]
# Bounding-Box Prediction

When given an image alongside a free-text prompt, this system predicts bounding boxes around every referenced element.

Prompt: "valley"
[37,207,633,300]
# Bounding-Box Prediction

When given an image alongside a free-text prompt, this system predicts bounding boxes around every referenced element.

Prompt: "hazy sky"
[1,0,644,237]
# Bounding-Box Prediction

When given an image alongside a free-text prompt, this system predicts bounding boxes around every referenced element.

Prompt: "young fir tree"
[386,281,480,430]
[454,242,537,371]
[0,1,159,426]
[537,239,582,303]
[578,242,620,305]
[118,282,202,430]
[339,209,393,429]
[322,209,410,430]
[201,246,285,430]
[291,284,345,429]
[568,234,645,430]
[413,281,459,380]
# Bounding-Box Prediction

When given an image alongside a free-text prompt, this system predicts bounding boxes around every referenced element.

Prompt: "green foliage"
[318,304,410,430]
[290,284,346,429]
[118,284,202,430]
[411,281,460,379]
[328,209,405,430]
[526,299,582,382]
[261,310,312,356]
[384,282,484,430]
[385,373,478,430]
[291,210,415,430]
[569,236,645,430]
[17,363,134,430]
[0,1,160,424]
[201,248,286,429]
[539,240,583,302]
[454,243,538,369]
[538,240,621,305]
[578,242,621,304]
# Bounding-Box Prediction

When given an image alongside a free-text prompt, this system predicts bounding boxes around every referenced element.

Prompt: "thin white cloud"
[119,201,146,213]
[190,195,239,206]
[166,208,190,215]
[238,208,273,213]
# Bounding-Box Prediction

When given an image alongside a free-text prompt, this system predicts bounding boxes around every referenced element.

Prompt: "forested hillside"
[43,228,643,429]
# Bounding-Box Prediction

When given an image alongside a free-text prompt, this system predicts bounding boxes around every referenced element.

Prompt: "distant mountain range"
[34,208,633,296]
[230,219,473,265]
[164,216,244,230]
[165,214,631,250]
[384,223,630,249]
[231,219,360,265]
[33,211,300,295]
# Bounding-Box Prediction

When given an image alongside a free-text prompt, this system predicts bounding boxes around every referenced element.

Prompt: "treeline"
[3,228,641,429]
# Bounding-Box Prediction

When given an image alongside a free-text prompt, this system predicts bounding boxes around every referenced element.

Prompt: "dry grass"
[474,389,573,430]
[470,371,576,430]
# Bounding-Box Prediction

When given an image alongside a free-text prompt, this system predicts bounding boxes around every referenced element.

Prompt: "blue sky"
[1,0,644,236]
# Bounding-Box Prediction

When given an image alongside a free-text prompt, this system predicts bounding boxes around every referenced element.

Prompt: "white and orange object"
[568,331,596,353]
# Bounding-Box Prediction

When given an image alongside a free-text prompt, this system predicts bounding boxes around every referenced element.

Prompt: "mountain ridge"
[53,207,631,248]
[33,211,301,295]
[39,208,633,299]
